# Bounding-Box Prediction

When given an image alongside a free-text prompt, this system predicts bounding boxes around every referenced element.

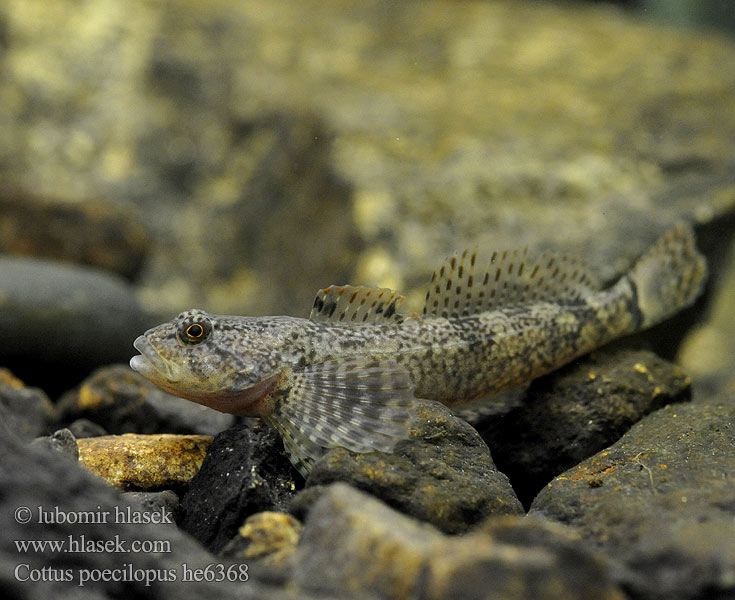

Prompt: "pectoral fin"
[265,358,417,476]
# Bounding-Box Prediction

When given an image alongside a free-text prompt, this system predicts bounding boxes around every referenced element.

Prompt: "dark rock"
[479,350,692,507]
[0,189,150,281]
[0,413,297,599]
[57,365,234,436]
[0,368,54,440]
[293,399,523,534]
[530,397,735,600]
[66,418,108,438]
[180,423,300,554]
[77,433,211,490]
[122,490,181,523]
[30,428,79,462]
[289,483,624,600]
[0,257,150,395]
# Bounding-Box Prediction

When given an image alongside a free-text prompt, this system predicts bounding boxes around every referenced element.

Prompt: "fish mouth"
[130,336,179,382]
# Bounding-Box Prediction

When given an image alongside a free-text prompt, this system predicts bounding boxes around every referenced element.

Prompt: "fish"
[130,224,707,476]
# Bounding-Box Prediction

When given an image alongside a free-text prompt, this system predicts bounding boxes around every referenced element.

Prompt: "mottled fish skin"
[130,224,707,475]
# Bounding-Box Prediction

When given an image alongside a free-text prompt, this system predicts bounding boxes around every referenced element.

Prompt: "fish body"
[131,224,707,475]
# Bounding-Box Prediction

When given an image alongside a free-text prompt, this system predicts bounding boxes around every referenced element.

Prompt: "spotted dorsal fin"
[310,285,405,324]
[422,247,600,319]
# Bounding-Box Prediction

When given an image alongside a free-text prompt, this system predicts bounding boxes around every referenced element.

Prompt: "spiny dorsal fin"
[422,247,600,319]
[310,285,405,324]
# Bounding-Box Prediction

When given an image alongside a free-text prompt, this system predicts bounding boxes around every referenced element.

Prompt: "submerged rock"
[30,428,79,462]
[0,368,54,441]
[293,398,523,534]
[289,483,624,600]
[179,423,300,554]
[57,365,234,436]
[0,257,149,394]
[77,433,211,490]
[479,349,692,506]
[530,397,735,600]
[221,511,302,570]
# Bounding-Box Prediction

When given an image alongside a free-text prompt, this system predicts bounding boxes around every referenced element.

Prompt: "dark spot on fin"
[309,285,405,325]
[422,245,600,319]
[266,359,418,477]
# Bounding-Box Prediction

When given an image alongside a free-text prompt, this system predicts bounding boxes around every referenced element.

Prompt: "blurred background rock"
[0,0,733,392]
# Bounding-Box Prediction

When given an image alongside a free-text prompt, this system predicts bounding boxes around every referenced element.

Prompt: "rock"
[0,368,54,440]
[0,257,150,395]
[530,397,735,600]
[30,428,79,462]
[179,423,300,554]
[67,418,108,438]
[0,189,149,280]
[57,365,234,436]
[289,483,624,600]
[220,511,302,570]
[0,406,302,599]
[77,433,212,490]
[293,399,523,534]
[122,490,181,523]
[478,350,692,507]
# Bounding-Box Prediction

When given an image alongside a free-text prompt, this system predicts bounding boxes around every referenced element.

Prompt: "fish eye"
[177,314,212,345]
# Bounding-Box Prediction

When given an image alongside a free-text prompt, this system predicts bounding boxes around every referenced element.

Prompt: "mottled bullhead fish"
[130,224,706,475]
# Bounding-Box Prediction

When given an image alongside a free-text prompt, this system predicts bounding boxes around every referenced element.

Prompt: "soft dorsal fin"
[310,285,405,324]
[422,247,600,319]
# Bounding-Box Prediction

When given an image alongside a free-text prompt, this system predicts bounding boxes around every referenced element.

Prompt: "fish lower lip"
[130,336,176,381]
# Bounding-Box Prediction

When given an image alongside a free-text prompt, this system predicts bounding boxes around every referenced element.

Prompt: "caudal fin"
[627,223,707,329]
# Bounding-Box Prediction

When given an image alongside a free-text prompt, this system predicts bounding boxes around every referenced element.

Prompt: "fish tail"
[624,223,707,330]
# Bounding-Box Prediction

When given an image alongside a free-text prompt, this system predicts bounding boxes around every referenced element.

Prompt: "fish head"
[129,310,297,416]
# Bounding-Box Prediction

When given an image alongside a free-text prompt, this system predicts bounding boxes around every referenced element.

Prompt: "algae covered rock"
[530,397,735,600]
[289,483,624,600]
[77,433,212,490]
[480,349,692,506]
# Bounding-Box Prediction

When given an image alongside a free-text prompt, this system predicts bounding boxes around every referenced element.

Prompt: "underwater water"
[0,1,734,599]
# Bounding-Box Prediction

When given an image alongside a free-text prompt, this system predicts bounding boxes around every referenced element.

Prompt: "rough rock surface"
[30,428,79,462]
[479,349,692,507]
[0,257,149,394]
[530,397,735,600]
[0,368,54,441]
[57,365,234,436]
[77,433,212,490]
[179,424,300,554]
[220,511,302,569]
[293,399,523,534]
[289,483,624,600]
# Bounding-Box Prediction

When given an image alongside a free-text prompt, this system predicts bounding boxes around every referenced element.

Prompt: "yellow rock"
[77,434,212,489]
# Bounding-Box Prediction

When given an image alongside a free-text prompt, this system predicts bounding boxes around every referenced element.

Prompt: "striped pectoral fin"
[266,358,418,477]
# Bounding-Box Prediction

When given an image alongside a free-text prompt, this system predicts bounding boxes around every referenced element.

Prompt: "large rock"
[0,369,54,441]
[289,483,624,600]
[479,349,692,506]
[294,399,523,534]
[530,397,735,600]
[0,257,150,394]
